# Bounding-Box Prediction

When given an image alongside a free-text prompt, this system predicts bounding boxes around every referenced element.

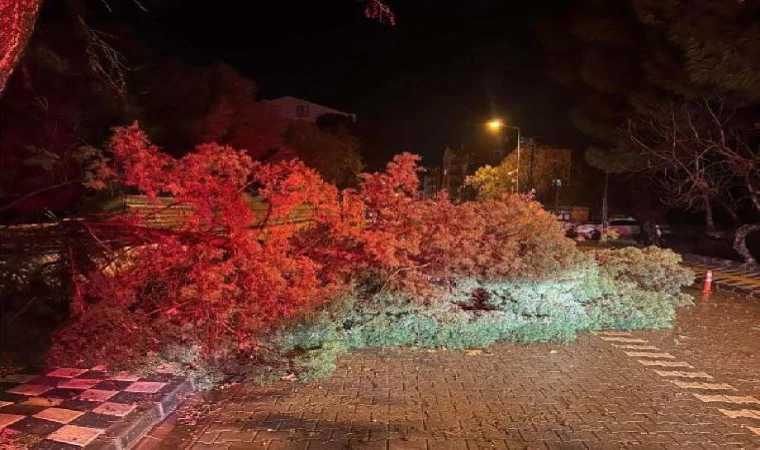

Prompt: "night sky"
[126,0,588,168]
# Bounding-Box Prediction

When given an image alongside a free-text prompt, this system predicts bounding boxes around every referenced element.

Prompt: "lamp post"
[486,119,521,193]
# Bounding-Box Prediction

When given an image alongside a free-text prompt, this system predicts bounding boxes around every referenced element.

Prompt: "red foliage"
[364,0,395,26]
[0,0,41,94]
[51,124,575,366]
[52,124,342,365]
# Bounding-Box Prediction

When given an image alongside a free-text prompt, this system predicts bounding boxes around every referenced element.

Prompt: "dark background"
[117,0,588,168]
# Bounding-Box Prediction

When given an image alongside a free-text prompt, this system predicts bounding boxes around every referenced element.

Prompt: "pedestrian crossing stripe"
[653,370,713,378]
[718,409,760,419]
[638,360,693,368]
[693,394,760,404]
[623,352,675,359]
[670,380,737,390]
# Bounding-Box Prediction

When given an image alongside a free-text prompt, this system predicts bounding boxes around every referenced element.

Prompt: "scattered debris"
[280,373,298,382]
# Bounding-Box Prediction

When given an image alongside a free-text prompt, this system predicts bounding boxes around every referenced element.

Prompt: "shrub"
[594,246,694,306]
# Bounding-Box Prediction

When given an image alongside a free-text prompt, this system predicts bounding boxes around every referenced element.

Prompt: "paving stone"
[92,401,137,417]
[125,382,167,394]
[8,416,62,436]
[0,402,47,416]
[71,411,120,429]
[47,424,104,446]
[33,407,85,424]
[59,399,102,412]
[46,368,89,379]
[44,388,85,400]
[22,397,64,407]
[77,389,119,402]
[93,380,134,391]
[30,439,81,450]
[58,378,102,390]
[0,374,38,384]
[109,372,142,382]
[7,384,53,396]
[0,412,25,428]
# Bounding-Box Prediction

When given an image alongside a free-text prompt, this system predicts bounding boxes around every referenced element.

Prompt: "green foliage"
[277,246,693,381]
[633,0,760,99]
[585,285,677,330]
[594,246,695,305]
[465,146,572,201]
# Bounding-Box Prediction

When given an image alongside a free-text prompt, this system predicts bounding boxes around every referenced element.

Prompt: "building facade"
[264,96,356,123]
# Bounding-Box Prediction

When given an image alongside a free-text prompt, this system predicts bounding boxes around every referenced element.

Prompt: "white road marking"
[611,344,660,350]
[718,409,760,419]
[594,331,633,336]
[599,337,648,343]
[653,370,713,379]
[670,381,737,391]
[624,352,675,359]
[638,360,693,368]
[693,394,760,404]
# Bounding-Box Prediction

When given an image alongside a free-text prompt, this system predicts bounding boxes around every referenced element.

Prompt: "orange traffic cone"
[702,270,713,293]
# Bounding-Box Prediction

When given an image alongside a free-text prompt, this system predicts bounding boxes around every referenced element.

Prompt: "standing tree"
[541,0,760,262]
[466,146,572,203]
[626,96,760,263]
[133,61,289,160]
[284,120,364,188]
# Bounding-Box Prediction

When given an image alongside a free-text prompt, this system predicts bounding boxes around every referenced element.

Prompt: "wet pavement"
[136,290,760,449]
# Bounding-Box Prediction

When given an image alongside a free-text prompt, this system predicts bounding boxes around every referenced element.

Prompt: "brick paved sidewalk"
[136,291,760,450]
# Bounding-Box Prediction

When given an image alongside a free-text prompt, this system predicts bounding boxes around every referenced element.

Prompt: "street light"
[486,119,504,132]
[486,119,521,193]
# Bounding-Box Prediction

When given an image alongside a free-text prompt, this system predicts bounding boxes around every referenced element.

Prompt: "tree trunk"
[733,223,760,266]
[747,176,760,213]
[716,199,741,225]
[0,0,42,97]
[703,196,716,232]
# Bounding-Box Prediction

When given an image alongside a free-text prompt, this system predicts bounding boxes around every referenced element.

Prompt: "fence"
[123,195,314,228]
[0,195,315,260]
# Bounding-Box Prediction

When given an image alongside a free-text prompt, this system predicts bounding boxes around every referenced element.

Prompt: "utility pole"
[515,127,521,193]
[527,139,536,191]
[602,170,609,234]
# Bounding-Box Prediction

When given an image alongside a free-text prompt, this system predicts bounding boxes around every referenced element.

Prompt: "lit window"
[295,105,309,117]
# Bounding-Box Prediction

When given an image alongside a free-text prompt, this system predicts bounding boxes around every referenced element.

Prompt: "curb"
[683,253,760,298]
[578,242,760,298]
[88,378,195,450]
[691,272,760,298]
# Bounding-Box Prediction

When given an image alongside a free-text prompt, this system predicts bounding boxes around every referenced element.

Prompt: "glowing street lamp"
[486,119,521,193]
[486,119,504,132]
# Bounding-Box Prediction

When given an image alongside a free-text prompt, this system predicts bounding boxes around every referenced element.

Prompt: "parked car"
[572,221,602,240]
[607,217,641,239]
[570,217,664,243]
